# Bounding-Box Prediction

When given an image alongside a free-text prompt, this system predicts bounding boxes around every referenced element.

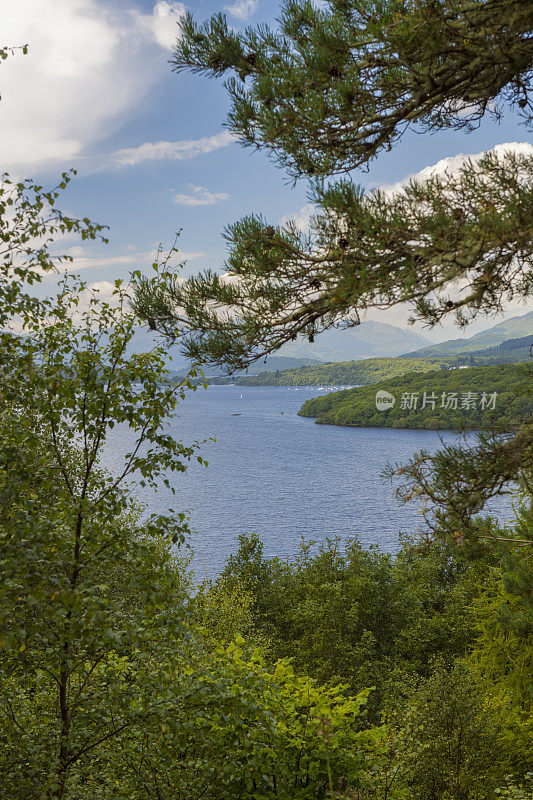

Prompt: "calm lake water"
[102,385,514,576]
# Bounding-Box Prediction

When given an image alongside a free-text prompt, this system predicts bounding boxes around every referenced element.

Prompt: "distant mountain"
[464,335,533,364]
[278,321,431,362]
[129,320,429,371]
[127,313,531,373]
[212,335,532,386]
[492,334,533,353]
[403,311,533,358]
[215,355,322,377]
[127,329,322,375]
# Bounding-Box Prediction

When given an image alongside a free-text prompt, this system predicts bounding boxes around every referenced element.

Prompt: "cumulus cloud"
[379,141,533,197]
[223,0,258,20]
[110,131,236,167]
[278,203,316,234]
[173,184,230,206]
[66,252,152,272]
[84,279,122,301]
[149,0,185,49]
[0,0,185,174]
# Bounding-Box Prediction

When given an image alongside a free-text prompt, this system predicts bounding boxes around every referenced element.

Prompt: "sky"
[1,0,532,343]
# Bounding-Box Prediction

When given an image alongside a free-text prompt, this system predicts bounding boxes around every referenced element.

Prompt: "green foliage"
[216,519,532,797]
[0,312,201,795]
[0,171,108,330]
[495,774,533,800]
[0,176,192,797]
[391,664,503,800]
[388,532,492,679]
[192,575,257,643]
[218,531,496,723]
[96,644,379,800]
[0,530,191,799]
[298,362,532,430]
[464,507,533,773]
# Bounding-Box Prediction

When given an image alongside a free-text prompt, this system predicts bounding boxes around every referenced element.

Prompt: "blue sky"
[1,0,531,341]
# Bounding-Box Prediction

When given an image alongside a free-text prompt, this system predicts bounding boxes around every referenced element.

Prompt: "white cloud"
[223,0,258,21]
[68,252,151,272]
[0,0,185,174]
[85,279,121,300]
[219,272,241,286]
[149,1,185,49]
[379,142,533,197]
[173,184,230,206]
[63,246,86,258]
[48,247,205,273]
[111,132,236,167]
[279,203,316,234]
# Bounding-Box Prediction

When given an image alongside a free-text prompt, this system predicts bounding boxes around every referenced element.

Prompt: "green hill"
[221,356,447,386]
[403,311,533,358]
[207,335,532,387]
[467,335,533,363]
[298,363,532,431]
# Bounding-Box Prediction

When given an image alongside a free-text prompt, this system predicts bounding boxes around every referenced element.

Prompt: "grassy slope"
[298,363,532,430]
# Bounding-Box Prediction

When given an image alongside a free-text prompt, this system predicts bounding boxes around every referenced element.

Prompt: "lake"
[102,385,514,576]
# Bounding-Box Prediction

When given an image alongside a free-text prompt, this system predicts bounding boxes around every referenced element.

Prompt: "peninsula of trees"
[298,363,532,430]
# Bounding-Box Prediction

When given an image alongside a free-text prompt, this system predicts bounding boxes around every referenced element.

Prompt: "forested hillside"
[213,356,446,386]
[203,336,533,386]
[298,363,532,430]
[209,517,533,794]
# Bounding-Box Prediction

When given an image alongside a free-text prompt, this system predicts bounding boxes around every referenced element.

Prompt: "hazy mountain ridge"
[130,320,431,373]
[402,311,533,358]
[205,329,532,387]
[278,320,431,361]
[127,329,322,375]
[131,313,531,378]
